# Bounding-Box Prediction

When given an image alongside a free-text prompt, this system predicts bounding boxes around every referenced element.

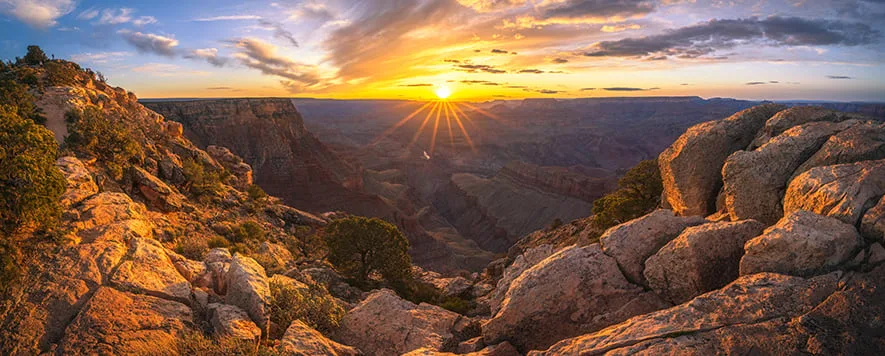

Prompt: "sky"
[1,0,884,102]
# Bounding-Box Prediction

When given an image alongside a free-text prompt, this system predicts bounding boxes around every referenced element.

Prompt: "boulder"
[207,145,253,189]
[482,244,668,352]
[723,121,856,225]
[869,243,885,265]
[599,210,706,285]
[335,289,461,356]
[531,272,842,356]
[57,287,193,355]
[165,120,183,137]
[749,106,864,149]
[56,156,98,208]
[299,266,362,302]
[110,237,192,303]
[72,192,150,234]
[741,210,863,277]
[225,254,270,329]
[130,166,187,212]
[486,244,557,315]
[659,104,785,216]
[279,320,361,356]
[255,241,295,273]
[791,122,885,179]
[862,195,885,242]
[194,248,232,295]
[404,342,520,356]
[644,220,766,304]
[207,303,261,340]
[784,159,885,226]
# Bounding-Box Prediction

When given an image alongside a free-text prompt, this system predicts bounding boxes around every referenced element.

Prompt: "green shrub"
[323,217,412,285]
[267,278,344,336]
[175,329,281,355]
[20,45,48,66]
[0,79,43,123]
[175,238,209,260]
[182,158,226,197]
[247,184,267,201]
[64,107,143,180]
[231,221,266,244]
[439,296,472,315]
[549,218,563,230]
[0,105,65,233]
[44,60,81,86]
[207,235,230,249]
[591,159,663,230]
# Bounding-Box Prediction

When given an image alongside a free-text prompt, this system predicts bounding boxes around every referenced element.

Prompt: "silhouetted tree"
[21,45,48,66]
[323,216,412,285]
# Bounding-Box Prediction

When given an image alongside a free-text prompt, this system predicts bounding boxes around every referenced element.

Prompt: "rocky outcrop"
[335,289,462,356]
[56,287,193,355]
[531,272,842,355]
[482,244,668,352]
[485,244,557,315]
[784,159,885,226]
[55,156,98,208]
[749,106,865,149]
[110,236,192,303]
[863,195,885,242]
[723,121,857,224]
[280,320,361,356]
[207,303,261,341]
[206,145,253,189]
[791,122,885,179]
[741,210,864,277]
[659,104,786,216]
[644,220,766,304]
[224,254,270,329]
[403,342,520,356]
[599,210,706,285]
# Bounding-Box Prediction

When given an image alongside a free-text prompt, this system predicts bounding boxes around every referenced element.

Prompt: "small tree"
[22,45,48,66]
[592,159,662,230]
[323,217,412,285]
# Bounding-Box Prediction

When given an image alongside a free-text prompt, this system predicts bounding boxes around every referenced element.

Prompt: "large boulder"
[56,287,193,355]
[791,122,885,179]
[485,244,557,315]
[659,104,785,216]
[784,159,885,226]
[335,289,461,356]
[749,106,865,149]
[531,272,842,356]
[225,254,270,329]
[723,121,856,225]
[56,156,98,208]
[130,165,187,212]
[482,244,668,352]
[207,303,261,341]
[644,220,766,304]
[206,145,254,189]
[110,237,192,303]
[599,210,706,285]
[862,195,885,242]
[279,320,361,356]
[741,210,863,277]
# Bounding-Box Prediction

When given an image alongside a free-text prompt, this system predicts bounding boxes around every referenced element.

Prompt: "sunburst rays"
[375,99,497,155]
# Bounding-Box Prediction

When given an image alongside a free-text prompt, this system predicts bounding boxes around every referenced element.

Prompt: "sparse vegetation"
[182,158,227,197]
[231,221,267,244]
[591,159,663,230]
[175,237,209,260]
[266,278,345,337]
[0,79,43,123]
[0,105,66,296]
[175,330,281,356]
[64,107,143,180]
[323,216,412,286]
[247,184,268,201]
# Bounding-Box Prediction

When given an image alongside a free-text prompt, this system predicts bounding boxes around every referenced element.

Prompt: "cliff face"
[498,161,617,202]
[143,99,391,217]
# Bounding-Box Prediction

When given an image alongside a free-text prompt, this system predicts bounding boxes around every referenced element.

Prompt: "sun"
[435,86,452,100]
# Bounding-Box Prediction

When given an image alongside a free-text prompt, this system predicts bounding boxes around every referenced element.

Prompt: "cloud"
[400,83,434,87]
[70,51,132,64]
[601,23,641,32]
[97,8,134,25]
[491,48,509,54]
[580,87,596,91]
[583,16,881,59]
[185,48,229,67]
[0,0,75,29]
[603,87,658,91]
[745,81,768,85]
[827,75,853,79]
[501,0,654,28]
[229,37,323,92]
[444,59,462,63]
[119,30,179,57]
[131,63,210,77]
[456,0,527,12]
[518,68,545,73]
[77,7,99,20]
[456,63,508,73]
[551,58,569,63]
[258,19,299,47]
[132,16,157,26]
[288,1,335,23]
[193,15,261,21]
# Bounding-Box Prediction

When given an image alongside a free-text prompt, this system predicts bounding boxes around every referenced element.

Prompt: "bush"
[44,60,81,86]
[0,79,43,123]
[175,330,281,356]
[267,278,345,336]
[175,238,209,260]
[247,184,267,201]
[207,235,230,249]
[323,216,412,285]
[182,158,226,197]
[21,45,48,66]
[65,107,143,180]
[0,106,65,233]
[231,221,266,244]
[591,159,662,230]
[549,218,563,230]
